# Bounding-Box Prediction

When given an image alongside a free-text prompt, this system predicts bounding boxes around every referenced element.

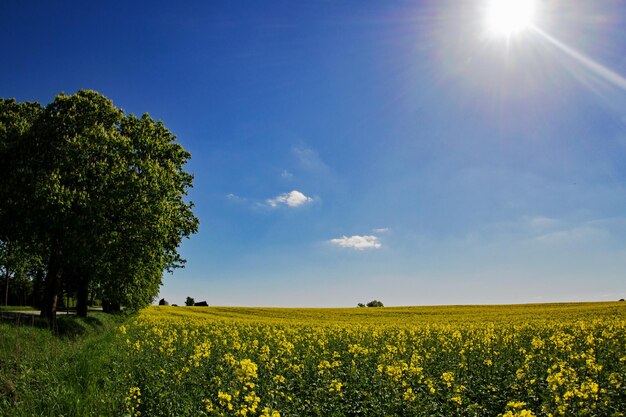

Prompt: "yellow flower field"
[120,302,626,416]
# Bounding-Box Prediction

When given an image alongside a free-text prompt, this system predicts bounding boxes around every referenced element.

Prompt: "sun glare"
[486,0,536,36]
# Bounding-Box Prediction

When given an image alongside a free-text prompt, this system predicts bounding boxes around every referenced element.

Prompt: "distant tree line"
[0,91,198,321]
[158,297,208,307]
[357,300,384,308]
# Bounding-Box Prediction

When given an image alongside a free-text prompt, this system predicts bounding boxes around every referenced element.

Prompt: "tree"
[0,240,42,306]
[0,99,47,309]
[357,303,365,308]
[0,91,198,321]
[158,298,169,306]
[366,300,384,307]
[185,296,195,306]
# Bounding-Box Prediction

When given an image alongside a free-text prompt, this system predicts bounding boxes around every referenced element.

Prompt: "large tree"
[0,99,45,308]
[0,91,198,320]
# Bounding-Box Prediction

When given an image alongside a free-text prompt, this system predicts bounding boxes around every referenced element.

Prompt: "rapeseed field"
[120,303,626,416]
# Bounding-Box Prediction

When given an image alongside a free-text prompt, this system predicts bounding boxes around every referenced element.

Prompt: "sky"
[1,0,625,307]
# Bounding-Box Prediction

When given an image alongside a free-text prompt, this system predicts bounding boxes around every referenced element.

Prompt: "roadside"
[0,307,103,316]
[0,311,130,416]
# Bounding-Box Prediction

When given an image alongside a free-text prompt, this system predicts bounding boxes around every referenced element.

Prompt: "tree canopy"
[0,90,198,320]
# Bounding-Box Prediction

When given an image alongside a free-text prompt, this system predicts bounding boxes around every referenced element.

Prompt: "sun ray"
[531,26,626,92]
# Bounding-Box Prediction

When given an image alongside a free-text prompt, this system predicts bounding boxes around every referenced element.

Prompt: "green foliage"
[186,296,195,306]
[366,300,384,307]
[0,240,43,306]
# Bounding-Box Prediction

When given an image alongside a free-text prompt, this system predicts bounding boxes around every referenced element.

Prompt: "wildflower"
[125,387,141,417]
[507,401,527,409]
[531,337,544,350]
[329,379,344,395]
[403,388,416,401]
[260,407,281,417]
[235,359,258,381]
[202,399,214,412]
[441,371,455,387]
[272,374,286,384]
[218,391,233,410]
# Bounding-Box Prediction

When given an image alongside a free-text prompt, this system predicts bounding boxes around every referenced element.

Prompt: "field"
[119,302,626,417]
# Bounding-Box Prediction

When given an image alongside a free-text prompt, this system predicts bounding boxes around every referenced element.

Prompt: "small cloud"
[372,227,391,234]
[533,226,608,244]
[281,170,294,180]
[266,190,313,208]
[226,193,247,202]
[528,216,558,231]
[330,235,382,250]
[293,146,330,173]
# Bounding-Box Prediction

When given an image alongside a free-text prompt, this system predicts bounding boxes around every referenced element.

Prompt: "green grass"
[0,312,130,416]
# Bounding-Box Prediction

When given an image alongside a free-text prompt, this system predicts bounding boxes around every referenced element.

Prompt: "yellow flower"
[506,401,526,409]
[441,371,455,387]
[403,388,416,402]
[125,387,141,417]
[202,399,214,412]
[260,407,281,417]
[329,379,344,395]
[217,390,232,408]
[272,374,286,384]
[235,359,258,381]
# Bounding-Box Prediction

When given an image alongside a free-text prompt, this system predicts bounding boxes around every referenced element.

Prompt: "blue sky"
[2,0,625,306]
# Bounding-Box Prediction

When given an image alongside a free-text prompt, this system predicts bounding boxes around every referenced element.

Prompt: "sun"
[485,0,536,37]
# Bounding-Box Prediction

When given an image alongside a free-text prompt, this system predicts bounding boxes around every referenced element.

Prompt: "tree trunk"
[102,299,121,313]
[41,246,62,323]
[4,273,8,307]
[76,277,89,317]
[31,268,45,309]
[2,264,13,306]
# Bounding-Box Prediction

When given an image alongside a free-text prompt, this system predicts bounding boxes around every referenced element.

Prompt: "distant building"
[194,301,209,307]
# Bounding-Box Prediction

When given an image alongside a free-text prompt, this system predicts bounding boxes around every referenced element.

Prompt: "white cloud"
[330,235,382,250]
[533,226,609,244]
[267,190,313,208]
[528,216,559,231]
[372,227,390,234]
[226,193,246,202]
[281,170,294,180]
[293,146,330,173]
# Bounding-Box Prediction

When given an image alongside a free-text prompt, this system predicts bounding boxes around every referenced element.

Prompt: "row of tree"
[0,90,198,320]
[357,300,384,307]
[157,297,207,307]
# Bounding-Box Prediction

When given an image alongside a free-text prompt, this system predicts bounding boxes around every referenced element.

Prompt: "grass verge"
[0,312,130,416]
